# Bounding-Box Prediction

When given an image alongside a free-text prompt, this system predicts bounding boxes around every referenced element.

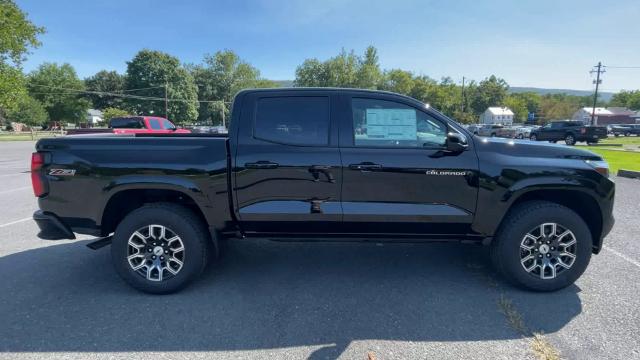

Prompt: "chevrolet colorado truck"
[32,88,615,294]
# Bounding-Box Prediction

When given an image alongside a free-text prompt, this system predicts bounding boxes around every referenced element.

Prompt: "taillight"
[31,152,48,197]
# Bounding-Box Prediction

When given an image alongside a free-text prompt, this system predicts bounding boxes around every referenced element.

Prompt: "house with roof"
[479,107,514,125]
[572,107,639,125]
[86,109,104,125]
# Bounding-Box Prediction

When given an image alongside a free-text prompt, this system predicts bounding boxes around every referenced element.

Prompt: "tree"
[610,90,640,110]
[380,69,414,95]
[294,46,383,89]
[27,63,90,123]
[503,95,528,122]
[189,50,275,125]
[5,95,47,127]
[469,75,509,114]
[102,107,129,122]
[125,49,198,124]
[85,70,125,109]
[0,0,45,111]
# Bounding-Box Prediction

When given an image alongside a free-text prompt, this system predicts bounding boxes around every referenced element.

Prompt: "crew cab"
[529,120,607,145]
[66,116,191,135]
[31,88,615,294]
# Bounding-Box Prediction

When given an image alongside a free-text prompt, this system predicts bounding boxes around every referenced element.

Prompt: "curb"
[617,169,640,179]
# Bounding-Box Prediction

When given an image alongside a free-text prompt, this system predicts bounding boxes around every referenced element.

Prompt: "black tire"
[490,201,592,292]
[111,203,209,294]
[516,134,523,139]
[564,133,576,146]
[625,132,630,137]
[491,133,497,137]
[530,134,537,141]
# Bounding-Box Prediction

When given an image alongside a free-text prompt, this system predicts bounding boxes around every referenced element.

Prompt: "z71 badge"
[49,169,76,176]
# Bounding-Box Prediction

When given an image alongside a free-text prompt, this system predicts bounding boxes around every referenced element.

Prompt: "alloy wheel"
[519,223,577,280]
[127,224,185,282]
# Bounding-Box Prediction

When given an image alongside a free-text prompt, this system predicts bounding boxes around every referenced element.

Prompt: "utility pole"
[460,76,466,113]
[164,82,168,119]
[590,62,605,125]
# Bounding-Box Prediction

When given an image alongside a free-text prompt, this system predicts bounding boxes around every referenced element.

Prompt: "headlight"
[585,160,609,177]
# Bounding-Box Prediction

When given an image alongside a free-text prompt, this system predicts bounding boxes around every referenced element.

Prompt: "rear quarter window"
[109,117,144,129]
[254,96,330,146]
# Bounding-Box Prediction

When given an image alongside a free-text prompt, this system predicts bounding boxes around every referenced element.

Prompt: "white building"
[480,107,514,125]
[86,109,104,125]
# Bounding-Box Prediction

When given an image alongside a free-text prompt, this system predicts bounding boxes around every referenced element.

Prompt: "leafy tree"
[295,46,382,89]
[102,107,129,122]
[85,70,125,109]
[610,90,640,110]
[469,75,509,114]
[125,49,198,124]
[503,95,528,122]
[355,46,383,89]
[380,69,414,95]
[27,63,90,122]
[0,0,45,111]
[0,62,25,111]
[189,50,276,125]
[5,95,47,126]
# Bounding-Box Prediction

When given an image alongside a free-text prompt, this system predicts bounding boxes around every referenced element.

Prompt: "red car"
[109,116,191,134]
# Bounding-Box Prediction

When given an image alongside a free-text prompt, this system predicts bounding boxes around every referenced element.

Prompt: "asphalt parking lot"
[0,141,639,360]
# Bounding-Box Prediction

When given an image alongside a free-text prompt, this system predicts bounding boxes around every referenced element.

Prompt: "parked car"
[529,120,607,145]
[514,126,538,139]
[611,124,640,137]
[467,124,482,135]
[32,88,614,294]
[477,124,504,137]
[66,116,190,135]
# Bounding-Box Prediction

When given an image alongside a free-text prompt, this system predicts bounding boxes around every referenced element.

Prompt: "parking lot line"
[603,245,640,268]
[0,186,31,195]
[0,217,32,228]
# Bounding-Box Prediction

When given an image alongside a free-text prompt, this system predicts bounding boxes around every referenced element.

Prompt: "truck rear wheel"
[111,203,209,294]
[490,201,592,292]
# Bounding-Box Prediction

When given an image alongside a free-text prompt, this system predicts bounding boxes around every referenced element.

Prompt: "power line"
[604,65,640,69]
[28,84,229,103]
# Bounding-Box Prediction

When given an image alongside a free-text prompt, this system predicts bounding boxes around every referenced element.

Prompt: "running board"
[86,236,113,250]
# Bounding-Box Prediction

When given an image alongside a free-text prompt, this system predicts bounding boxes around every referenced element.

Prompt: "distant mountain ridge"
[269,81,613,102]
[509,87,613,101]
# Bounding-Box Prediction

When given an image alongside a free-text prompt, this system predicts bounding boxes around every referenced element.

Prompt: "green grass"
[582,148,640,174]
[599,136,640,146]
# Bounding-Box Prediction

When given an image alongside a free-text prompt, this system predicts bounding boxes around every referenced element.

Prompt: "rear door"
[233,91,342,235]
[338,94,479,236]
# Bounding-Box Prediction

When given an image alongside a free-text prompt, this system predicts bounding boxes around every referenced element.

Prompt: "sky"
[17,0,640,92]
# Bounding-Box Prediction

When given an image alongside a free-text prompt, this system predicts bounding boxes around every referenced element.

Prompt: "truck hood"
[474,136,602,161]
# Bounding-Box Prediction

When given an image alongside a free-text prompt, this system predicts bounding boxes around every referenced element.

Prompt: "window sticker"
[364,109,417,140]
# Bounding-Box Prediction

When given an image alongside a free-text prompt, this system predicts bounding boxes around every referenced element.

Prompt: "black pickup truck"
[529,120,607,145]
[31,88,615,294]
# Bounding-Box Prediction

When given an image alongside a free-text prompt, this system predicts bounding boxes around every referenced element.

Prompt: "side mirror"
[446,132,468,153]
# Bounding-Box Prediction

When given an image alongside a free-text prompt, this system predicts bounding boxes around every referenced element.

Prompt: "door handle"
[245,161,279,169]
[349,162,382,171]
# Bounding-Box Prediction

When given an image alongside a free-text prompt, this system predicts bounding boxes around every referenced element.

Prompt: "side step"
[86,236,113,250]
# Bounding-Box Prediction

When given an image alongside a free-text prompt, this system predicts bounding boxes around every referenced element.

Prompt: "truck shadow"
[0,239,582,357]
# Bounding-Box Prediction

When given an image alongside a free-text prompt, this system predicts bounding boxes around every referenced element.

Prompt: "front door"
[234,92,342,235]
[338,95,479,236]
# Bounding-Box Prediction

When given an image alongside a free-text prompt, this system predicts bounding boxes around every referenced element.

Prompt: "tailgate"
[586,126,608,139]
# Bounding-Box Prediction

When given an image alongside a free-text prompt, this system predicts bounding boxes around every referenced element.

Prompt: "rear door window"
[148,119,162,130]
[254,96,330,146]
[110,117,144,129]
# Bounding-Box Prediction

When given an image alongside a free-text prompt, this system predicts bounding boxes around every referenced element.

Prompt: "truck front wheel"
[565,133,576,145]
[111,203,209,294]
[490,201,592,292]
